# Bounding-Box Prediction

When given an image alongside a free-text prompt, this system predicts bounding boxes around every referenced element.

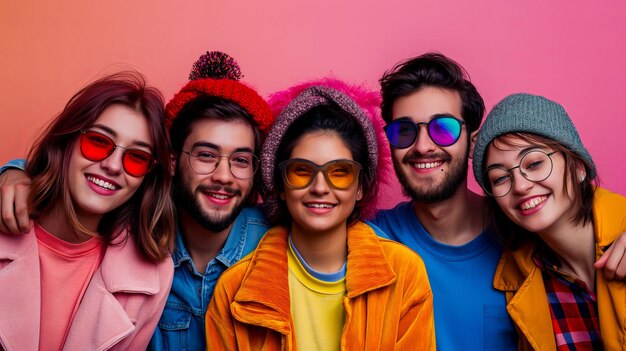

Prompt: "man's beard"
[393,149,469,204]
[173,173,250,233]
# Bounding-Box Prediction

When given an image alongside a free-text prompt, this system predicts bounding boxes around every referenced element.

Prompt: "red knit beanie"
[165,51,273,135]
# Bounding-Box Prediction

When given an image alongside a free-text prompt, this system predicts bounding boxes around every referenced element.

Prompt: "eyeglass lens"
[385,116,463,149]
[80,130,154,177]
[484,150,555,197]
[186,147,258,179]
[280,159,361,190]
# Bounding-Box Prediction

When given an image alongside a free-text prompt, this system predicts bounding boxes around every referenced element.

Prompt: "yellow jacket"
[205,221,435,350]
[493,188,626,350]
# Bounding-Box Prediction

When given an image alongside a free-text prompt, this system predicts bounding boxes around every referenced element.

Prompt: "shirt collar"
[172,226,192,268]
[171,212,250,270]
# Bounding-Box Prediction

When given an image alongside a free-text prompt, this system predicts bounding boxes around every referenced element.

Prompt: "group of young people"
[0,50,624,351]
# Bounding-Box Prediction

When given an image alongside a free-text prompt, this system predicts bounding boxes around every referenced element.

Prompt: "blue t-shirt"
[370,201,517,351]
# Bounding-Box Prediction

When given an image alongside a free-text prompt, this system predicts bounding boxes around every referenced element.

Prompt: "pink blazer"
[0,226,173,351]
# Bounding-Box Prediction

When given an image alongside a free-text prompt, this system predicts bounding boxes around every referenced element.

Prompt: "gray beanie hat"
[473,93,596,188]
[261,84,384,221]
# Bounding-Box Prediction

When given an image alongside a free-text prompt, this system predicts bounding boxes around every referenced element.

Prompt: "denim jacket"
[0,159,26,173]
[148,206,270,351]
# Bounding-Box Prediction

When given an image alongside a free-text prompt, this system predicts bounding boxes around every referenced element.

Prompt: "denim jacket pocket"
[157,302,192,350]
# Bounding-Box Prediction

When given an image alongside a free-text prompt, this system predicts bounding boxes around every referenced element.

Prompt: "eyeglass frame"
[278,158,363,190]
[182,147,259,179]
[384,115,466,149]
[482,150,557,197]
[79,129,157,177]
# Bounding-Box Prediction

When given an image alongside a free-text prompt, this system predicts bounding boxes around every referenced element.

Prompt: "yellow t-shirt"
[287,242,346,351]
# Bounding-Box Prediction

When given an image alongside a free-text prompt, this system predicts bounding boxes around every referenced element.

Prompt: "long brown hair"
[26,71,174,262]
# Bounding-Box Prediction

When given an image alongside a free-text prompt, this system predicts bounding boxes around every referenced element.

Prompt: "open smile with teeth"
[519,196,547,210]
[411,161,443,169]
[87,176,118,191]
[306,203,335,209]
[207,193,233,200]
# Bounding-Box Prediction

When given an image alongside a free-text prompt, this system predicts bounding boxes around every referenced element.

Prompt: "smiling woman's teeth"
[520,196,547,210]
[87,176,117,190]
[307,203,334,209]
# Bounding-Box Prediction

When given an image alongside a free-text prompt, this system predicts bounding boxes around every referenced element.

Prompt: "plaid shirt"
[533,252,603,351]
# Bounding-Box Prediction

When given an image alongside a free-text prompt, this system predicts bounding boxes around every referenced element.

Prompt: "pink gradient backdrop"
[1,0,625,207]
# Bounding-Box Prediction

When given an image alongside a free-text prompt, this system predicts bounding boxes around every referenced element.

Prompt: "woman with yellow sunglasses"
[205,79,435,350]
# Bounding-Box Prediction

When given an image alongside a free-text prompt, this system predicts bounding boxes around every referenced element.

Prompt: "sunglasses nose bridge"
[411,122,437,152]
[99,145,125,174]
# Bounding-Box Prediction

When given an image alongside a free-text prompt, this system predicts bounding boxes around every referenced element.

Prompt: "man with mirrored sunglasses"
[370,52,626,350]
[370,52,516,351]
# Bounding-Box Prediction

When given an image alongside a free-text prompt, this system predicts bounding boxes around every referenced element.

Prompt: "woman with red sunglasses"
[205,79,435,350]
[0,72,175,350]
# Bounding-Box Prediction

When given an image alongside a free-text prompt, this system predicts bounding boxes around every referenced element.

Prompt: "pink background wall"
[1,0,625,208]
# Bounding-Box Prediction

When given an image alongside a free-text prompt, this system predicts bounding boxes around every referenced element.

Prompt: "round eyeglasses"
[483,150,557,197]
[183,146,259,179]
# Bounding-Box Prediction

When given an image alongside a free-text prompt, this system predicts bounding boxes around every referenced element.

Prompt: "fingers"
[0,169,32,234]
[596,233,626,281]
[0,182,19,233]
[593,245,610,269]
[14,182,31,233]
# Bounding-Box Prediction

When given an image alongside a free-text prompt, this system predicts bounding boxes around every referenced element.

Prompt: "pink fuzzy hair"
[267,77,393,220]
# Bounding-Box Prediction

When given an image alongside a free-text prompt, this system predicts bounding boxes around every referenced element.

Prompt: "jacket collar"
[0,227,42,350]
[492,188,626,351]
[172,207,261,271]
[0,226,164,351]
[230,222,397,334]
[98,230,162,295]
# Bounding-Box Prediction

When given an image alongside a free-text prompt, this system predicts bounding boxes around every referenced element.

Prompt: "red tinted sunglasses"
[79,130,156,177]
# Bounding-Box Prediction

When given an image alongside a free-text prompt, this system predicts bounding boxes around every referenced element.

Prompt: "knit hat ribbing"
[262,79,392,220]
[472,93,596,188]
[165,51,273,134]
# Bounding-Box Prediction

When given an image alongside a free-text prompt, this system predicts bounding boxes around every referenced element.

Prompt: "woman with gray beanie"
[473,93,626,350]
[204,78,435,350]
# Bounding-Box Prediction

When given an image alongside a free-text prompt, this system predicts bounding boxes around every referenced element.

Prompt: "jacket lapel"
[345,222,396,297]
[593,188,626,350]
[494,243,556,350]
[63,233,160,350]
[231,226,293,335]
[0,230,41,351]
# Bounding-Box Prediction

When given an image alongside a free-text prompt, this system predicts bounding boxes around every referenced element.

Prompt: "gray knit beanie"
[473,93,596,188]
[261,85,381,221]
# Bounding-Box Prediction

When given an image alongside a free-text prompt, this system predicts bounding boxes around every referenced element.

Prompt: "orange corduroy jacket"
[205,221,435,350]
[494,188,626,350]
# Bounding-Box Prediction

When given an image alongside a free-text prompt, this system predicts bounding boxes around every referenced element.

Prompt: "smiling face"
[173,118,255,232]
[281,131,362,237]
[67,104,153,229]
[485,136,580,235]
[390,86,472,203]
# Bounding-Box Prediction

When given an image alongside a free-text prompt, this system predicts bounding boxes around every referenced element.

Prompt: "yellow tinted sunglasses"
[279,158,362,190]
